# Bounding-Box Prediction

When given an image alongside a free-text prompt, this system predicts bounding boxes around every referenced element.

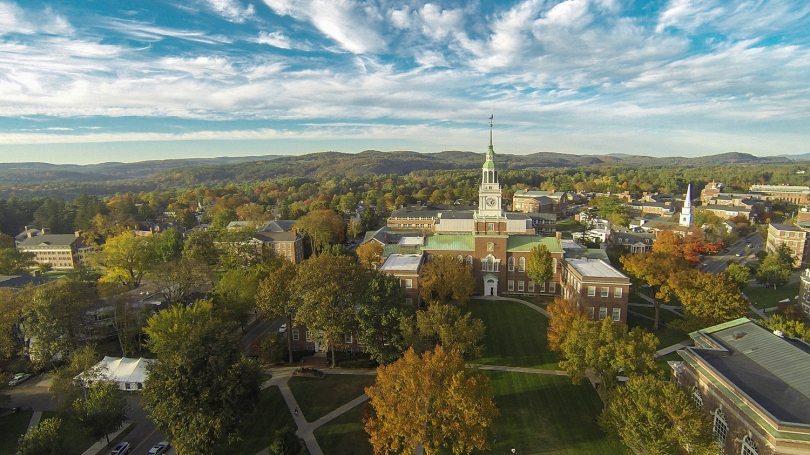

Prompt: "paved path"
[466,364,568,376]
[477,295,550,317]
[26,411,42,433]
[656,342,691,357]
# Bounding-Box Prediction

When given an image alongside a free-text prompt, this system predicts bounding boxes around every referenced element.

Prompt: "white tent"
[76,356,155,391]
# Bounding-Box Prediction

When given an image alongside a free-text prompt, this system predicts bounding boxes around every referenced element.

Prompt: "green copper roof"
[506,235,562,253]
[482,161,495,169]
[423,234,475,251]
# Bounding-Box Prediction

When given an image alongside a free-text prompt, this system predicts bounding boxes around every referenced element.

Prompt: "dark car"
[108,442,131,455]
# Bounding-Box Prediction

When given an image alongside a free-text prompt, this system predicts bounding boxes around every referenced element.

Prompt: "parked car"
[278,323,287,333]
[8,373,32,386]
[108,442,130,455]
[146,441,170,455]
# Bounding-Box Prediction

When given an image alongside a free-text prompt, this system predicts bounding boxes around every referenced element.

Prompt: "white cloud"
[199,0,256,23]
[101,19,232,45]
[262,0,386,54]
[389,6,411,30]
[418,3,464,40]
[0,2,72,36]
[255,31,292,49]
[656,0,724,33]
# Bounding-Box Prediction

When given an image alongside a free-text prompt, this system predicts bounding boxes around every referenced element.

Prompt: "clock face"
[486,197,497,207]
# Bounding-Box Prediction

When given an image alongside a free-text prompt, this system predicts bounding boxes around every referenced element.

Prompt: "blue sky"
[0,0,808,164]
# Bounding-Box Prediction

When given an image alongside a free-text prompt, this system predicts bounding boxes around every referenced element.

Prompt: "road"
[701,232,764,274]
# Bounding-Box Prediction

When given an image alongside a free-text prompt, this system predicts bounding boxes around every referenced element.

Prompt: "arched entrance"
[483,274,498,296]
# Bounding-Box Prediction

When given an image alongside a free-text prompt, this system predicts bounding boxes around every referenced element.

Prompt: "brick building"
[16,231,94,270]
[560,258,630,323]
[672,318,810,455]
[766,223,809,267]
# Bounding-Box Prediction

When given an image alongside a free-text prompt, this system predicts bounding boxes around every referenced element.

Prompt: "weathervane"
[489,114,494,128]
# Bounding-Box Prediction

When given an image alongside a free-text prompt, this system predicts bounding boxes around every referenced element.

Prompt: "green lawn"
[626,314,689,349]
[467,299,560,370]
[627,305,683,324]
[288,374,376,422]
[743,281,800,309]
[216,386,297,455]
[313,405,373,455]
[0,410,33,455]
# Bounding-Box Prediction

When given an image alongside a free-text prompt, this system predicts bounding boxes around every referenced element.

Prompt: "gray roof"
[686,319,810,425]
[770,223,801,232]
[254,231,301,243]
[379,254,424,272]
[17,234,82,248]
[258,220,297,232]
[566,258,628,279]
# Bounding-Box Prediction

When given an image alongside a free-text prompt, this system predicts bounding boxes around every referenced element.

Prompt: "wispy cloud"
[198,0,256,23]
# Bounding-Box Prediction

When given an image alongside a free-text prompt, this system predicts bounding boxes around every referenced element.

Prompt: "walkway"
[254,295,689,455]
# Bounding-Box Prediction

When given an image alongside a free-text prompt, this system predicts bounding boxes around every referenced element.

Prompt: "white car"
[278,323,287,333]
[8,373,32,386]
[147,441,170,455]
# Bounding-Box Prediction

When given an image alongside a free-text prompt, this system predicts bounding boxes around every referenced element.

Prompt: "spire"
[488,114,494,154]
[684,184,692,208]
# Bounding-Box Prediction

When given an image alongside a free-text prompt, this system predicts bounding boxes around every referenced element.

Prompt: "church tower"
[477,116,504,218]
[680,183,693,227]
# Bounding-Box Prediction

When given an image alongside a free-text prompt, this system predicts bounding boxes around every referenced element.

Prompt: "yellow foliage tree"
[419,255,474,306]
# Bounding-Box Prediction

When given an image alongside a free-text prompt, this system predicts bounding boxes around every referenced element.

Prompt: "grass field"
[289,374,376,422]
[313,405,374,455]
[482,371,625,455]
[743,281,800,309]
[467,299,560,370]
[216,386,297,455]
[40,411,111,455]
[627,305,682,324]
[0,410,32,455]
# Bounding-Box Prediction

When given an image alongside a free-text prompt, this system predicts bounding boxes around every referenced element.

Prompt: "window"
[587,307,595,319]
[599,307,608,319]
[549,282,555,293]
[528,281,534,292]
[691,385,703,406]
[305,330,311,342]
[292,329,299,341]
[713,409,728,448]
[601,287,609,297]
[612,308,621,321]
[518,281,524,292]
[508,280,514,291]
[518,257,526,272]
[741,436,758,455]
[614,287,623,298]
[405,298,413,306]
[538,281,546,292]
[508,257,515,271]
[588,286,596,297]
[487,222,495,231]
[345,333,353,343]
[404,279,413,289]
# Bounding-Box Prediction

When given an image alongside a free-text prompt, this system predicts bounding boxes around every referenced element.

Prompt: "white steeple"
[477,115,504,218]
[679,184,693,227]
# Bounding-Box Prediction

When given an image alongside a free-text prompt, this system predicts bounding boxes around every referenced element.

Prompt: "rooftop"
[506,235,562,253]
[379,254,424,272]
[17,233,82,248]
[770,223,801,232]
[565,258,628,279]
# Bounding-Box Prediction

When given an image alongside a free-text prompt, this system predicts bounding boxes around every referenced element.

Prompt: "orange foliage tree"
[546,297,587,352]
[363,346,498,455]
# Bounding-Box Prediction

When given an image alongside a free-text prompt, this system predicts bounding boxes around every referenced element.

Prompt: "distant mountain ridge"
[0,150,798,188]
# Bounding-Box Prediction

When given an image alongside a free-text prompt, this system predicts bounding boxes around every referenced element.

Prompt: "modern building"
[672,318,810,455]
[16,231,94,270]
[749,185,810,205]
[560,258,630,323]
[766,223,809,267]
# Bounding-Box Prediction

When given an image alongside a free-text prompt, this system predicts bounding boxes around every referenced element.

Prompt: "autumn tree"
[546,296,587,352]
[355,271,413,365]
[49,345,102,410]
[256,261,299,364]
[0,247,35,275]
[23,280,98,366]
[294,209,346,255]
[73,381,129,446]
[214,227,263,270]
[151,257,213,304]
[0,286,29,358]
[621,251,687,330]
[670,269,748,331]
[725,262,751,289]
[356,241,384,269]
[756,253,792,289]
[526,244,553,303]
[763,314,810,342]
[419,255,475,306]
[292,255,365,367]
[91,232,157,289]
[404,303,485,360]
[599,375,715,455]
[364,346,498,455]
[18,417,64,455]
[560,317,658,396]
[110,297,151,356]
[142,301,262,455]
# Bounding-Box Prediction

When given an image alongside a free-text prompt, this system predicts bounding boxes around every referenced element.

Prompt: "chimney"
[75,231,81,237]
[555,232,562,241]
[42,228,50,234]
[27,232,33,238]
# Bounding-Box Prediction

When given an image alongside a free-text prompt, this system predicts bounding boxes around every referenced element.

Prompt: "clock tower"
[477,117,504,218]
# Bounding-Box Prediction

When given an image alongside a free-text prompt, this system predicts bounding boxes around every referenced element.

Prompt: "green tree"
[73,381,129,445]
[0,247,35,275]
[256,262,299,364]
[183,230,219,266]
[364,346,498,455]
[0,286,29,358]
[419,255,475,306]
[154,229,184,263]
[141,301,262,455]
[599,375,715,455]
[560,317,659,396]
[18,417,63,455]
[211,208,238,229]
[294,209,345,256]
[526,244,553,303]
[670,269,748,331]
[763,314,810,342]
[151,258,213,305]
[355,271,413,364]
[724,262,751,289]
[23,280,98,366]
[268,426,302,455]
[405,303,485,360]
[292,255,365,367]
[110,298,150,356]
[49,345,101,410]
[756,253,792,289]
[91,232,157,289]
